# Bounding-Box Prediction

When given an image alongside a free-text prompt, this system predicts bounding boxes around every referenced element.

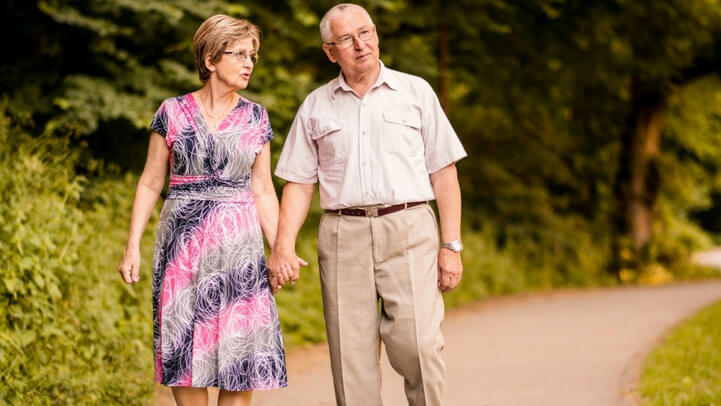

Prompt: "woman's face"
[211,38,256,90]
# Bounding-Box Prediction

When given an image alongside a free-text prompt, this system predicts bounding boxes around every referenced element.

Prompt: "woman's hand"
[118,132,168,285]
[118,246,141,284]
[267,249,296,292]
[267,255,309,294]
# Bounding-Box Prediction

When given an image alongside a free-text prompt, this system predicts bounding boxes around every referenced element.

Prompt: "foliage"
[4,0,721,403]
[4,1,721,270]
[444,219,618,308]
[640,299,721,405]
[0,109,157,405]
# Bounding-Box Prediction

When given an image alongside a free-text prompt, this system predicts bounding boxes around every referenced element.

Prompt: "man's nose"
[353,37,365,50]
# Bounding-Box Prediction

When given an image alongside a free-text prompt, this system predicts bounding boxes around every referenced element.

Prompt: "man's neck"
[343,63,381,98]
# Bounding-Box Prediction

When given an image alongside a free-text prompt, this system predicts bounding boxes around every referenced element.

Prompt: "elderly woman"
[117,14,298,406]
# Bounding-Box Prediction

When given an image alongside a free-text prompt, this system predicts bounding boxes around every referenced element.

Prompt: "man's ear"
[205,55,216,73]
[322,44,337,64]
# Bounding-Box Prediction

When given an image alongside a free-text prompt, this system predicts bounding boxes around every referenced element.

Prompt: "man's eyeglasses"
[223,50,259,64]
[326,27,375,49]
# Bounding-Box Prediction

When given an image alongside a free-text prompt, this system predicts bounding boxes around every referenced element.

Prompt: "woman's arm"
[251,143,280,250]
[117,132,169,284]
[251,143,293,292]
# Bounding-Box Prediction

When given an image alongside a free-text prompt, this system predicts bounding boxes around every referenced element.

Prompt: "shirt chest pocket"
[311,118,346,166]
[382,110,424,156]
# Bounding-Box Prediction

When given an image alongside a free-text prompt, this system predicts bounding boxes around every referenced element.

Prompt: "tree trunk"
[613,77,667,265]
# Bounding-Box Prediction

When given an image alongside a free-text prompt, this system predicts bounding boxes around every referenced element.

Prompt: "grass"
[640,299,721,405]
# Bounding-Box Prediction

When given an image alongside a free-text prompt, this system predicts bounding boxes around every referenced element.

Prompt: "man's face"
[322,8,379,78]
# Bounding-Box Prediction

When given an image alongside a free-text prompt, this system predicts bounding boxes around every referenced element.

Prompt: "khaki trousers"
[318,203,446,406]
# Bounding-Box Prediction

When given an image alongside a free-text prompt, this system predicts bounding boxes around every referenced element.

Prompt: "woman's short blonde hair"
[193,14,261,83]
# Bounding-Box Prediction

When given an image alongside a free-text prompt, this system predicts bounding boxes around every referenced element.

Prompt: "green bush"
[444,221,616,308]
[0,109,156,405]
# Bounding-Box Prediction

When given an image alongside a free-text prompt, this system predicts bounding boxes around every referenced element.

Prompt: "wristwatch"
[440,240,463,253]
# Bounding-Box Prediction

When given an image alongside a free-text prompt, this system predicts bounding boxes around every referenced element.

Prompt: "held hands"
[118,246,141,284]
[438,249,463,293]
[267,249,308,294]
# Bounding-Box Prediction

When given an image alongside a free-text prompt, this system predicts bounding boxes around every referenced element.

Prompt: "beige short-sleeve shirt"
[275,61,467,210]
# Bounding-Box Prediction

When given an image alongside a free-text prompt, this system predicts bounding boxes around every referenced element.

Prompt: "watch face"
[443,240,462,252]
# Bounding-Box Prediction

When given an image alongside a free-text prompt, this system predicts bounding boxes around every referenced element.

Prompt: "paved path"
[157,279,721,406]
[693,247,721,269]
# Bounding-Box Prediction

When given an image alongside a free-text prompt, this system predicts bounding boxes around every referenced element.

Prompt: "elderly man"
[268,3,466,405]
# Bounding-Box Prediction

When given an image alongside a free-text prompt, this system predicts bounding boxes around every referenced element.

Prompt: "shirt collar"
[331,60,400,99]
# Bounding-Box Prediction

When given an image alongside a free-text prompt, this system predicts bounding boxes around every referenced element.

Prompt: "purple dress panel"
[149,93,286,391]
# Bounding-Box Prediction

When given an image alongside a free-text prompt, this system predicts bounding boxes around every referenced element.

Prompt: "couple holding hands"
[118,3,466,406]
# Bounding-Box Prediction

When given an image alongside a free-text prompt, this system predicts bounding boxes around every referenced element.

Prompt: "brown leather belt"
[326,201,427,217]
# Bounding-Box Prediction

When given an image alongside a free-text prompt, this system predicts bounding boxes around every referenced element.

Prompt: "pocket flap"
[383,110,421,129]
[311,119,342,140]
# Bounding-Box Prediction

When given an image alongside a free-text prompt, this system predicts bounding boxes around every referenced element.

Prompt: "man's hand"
[267,249,309,293]
[293,256,309,284]
[267,181,315,293]
[438,249,463,293]
[267,249,295,293]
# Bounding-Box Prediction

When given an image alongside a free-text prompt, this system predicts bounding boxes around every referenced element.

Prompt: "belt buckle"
[365,207,379,217]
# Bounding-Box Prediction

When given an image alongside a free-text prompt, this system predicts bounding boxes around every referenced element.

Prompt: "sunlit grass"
[640,300,721,405]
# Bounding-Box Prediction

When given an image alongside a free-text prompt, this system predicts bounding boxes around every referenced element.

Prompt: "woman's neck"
[198,82,238,111]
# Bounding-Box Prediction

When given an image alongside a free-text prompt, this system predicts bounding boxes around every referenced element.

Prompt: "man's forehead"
[329,9,371,36]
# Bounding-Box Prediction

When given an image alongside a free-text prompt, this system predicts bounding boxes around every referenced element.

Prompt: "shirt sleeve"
[419,80,467,173]
[274,101,319,184]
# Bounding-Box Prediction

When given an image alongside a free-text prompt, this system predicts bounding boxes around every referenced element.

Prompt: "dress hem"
[156,381,288,392]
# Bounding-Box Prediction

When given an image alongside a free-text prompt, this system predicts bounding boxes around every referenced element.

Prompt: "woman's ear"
[205,55,216,73]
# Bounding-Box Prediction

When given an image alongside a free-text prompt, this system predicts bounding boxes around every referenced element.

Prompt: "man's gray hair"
[319,3,374,43]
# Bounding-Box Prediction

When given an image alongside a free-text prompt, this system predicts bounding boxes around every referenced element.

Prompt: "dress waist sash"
[167,175,254,202]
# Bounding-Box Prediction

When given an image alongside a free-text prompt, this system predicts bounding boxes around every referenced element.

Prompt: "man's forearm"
[274,182,315,252]
[430,164,462,242]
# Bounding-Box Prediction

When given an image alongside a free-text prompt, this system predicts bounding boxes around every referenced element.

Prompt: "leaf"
[18,330,36,348]
[3,279,19,294]
[32,273,45,289]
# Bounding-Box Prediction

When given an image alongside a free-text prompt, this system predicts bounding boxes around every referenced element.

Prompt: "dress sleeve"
[150,100,168,137]
[150,98,179,148]
[259,105,274,146]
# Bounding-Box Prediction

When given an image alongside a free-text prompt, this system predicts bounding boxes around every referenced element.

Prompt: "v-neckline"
[188,92,242,136]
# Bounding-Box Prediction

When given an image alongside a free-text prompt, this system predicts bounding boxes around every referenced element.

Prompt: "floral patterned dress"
[149,93,286,391]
